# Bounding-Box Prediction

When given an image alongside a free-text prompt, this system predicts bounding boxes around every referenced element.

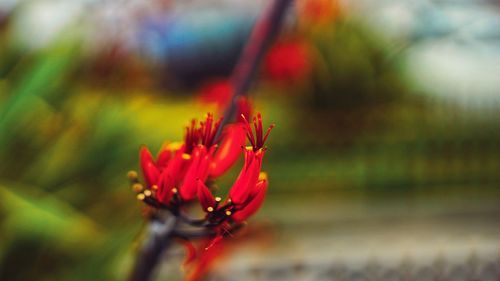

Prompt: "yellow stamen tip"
[215,197,222,202]
[127,170,138,179]
[132,183,143,192]
[172,188,178,194]
[182,153,191,160]
[207,207,214,212]
[225,210,232,216]
[137,194,145,201]
[258,172,268,181]
[151,185,158,190]
[143,190,152,197]
[245,146,253,151]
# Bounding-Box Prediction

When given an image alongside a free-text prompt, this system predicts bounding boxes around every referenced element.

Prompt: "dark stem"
[216,0,294,138]
[128,215,177,281]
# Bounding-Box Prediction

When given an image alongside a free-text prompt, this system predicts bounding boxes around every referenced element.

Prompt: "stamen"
[182,153,191,160]
[253,115,262,148]
[204,113,212,146]
[207,207,214,212]
[127,170,138,180]
[199,113,222,147]
[172,187,178,194]
[137,193,146,201]
[132,183,143,193]
[215,197,222,202]
[143,190,152,197]
[151,185,158,190]
[241,113,274,151]
[262,123,275,144]
[184,119,199,153]
[225,210,232,216]
[241,114,256,149]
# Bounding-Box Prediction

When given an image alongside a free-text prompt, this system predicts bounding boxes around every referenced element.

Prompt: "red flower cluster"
[198,114,274,223]
[134,112,274,226]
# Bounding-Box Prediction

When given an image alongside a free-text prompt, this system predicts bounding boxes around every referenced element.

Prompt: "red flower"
[139,142,176,188]
[232,173,269,222]
[298,0,341,26]
[139,146,160,188]
[197,180,216,212]
[198,79,233,109]
[134,112,273,256]
[156,144,191,205]
[180,145,210,201]
[265,39,312,85]
[132,112,274,281]
[229,148,264,205]
[196,113,274,223]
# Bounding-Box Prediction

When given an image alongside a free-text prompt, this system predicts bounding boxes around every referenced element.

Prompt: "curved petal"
[157,145,189,204]
[229,149,263,205]
[197,180,215,212]
[140,146,159,187]
[180,145,208,201]
[156,142,173,170]
[209,124,246,178]
[232,178,268,222]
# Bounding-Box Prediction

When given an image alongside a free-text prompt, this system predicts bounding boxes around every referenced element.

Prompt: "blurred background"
[1,0,500,280]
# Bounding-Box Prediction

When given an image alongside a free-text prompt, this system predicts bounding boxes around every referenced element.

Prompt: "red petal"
[197,180,215,212]
[249,177,267,199]
[199,152,211,182]
[198,79,233,108]
[140,146,159,187]
[209,124,246,178]
[156,145,188,204]
[232,178,268,222]
[180,146,208,201]
[156,144,172,170]
[156,171,174,205]
[229,150,263,205]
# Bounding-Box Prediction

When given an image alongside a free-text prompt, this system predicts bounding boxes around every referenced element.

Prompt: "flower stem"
[128,215,177,281]
[217,0,294,136]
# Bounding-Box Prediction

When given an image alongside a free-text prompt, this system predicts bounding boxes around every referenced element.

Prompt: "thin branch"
[216,0,294,138]
[128,215,177,281]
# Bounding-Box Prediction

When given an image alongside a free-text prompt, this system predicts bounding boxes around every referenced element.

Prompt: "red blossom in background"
[198,79,234,109]
[264,39,312,85]
[298,0,341,26]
